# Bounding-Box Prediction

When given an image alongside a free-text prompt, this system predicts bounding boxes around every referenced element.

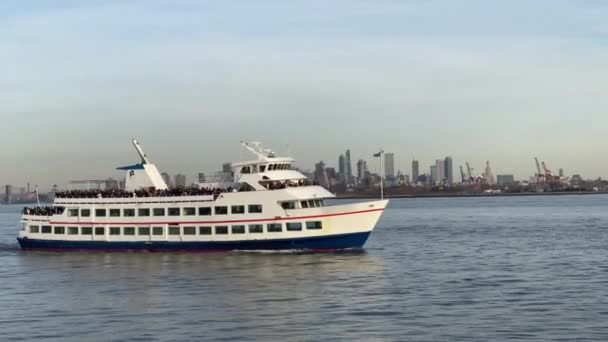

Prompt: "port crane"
[460,166,467,183]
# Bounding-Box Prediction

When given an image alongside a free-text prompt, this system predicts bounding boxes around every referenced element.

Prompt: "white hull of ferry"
[18,140,388,252]
[18,200,388,251]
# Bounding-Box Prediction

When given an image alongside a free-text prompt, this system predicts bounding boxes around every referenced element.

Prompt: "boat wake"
[230,248,366,255]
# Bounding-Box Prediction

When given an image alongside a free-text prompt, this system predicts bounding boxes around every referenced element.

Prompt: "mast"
[132,138,150,164]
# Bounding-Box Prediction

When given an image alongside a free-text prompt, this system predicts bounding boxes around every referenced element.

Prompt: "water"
[2,195,608,341]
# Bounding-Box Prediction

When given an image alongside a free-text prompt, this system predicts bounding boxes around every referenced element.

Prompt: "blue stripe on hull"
[17,232,371,252]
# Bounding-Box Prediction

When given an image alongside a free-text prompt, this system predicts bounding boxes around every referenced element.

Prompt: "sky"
[1,0,607,189]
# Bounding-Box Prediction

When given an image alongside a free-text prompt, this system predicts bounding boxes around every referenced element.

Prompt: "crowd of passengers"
[264,179,317,190]
[54,187,230,199]
[22,206,65,216]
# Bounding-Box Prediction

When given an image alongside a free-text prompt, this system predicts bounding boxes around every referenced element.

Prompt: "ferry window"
[95,209,106,217]
[267,223,282,232]
[301,201,309,208]
[81,209,91,217]
[138,227,150,236]
[248,204,263,213]
[184,207,196,216]
[231,205,245,214]
[54,226,65,234]
[95,227,105,235]
[215,206,228,215]
[215,226,228,235]
[241,166,251,174]
[124,227,135,236]
[286,222,302,231]
[109,209,121,217]
[314,200,322,207]
[281,202,295,210]
[68,209,79,217]
[152,227,163,236]
[231,225,245,234]
[110,227,121,235]
[30,225,40,233]
[260,165,266,172]
[124,209,135,217]
[308,200,315,208]
[153,208,165,216]
[168,226,180,235]
[168,208,181,216]
[269,164,274,171]
[183,226,196,235]
[138,208,150,217]
[198,207,211,216]
[199,226,212,235]
[41,226,52,234]
[68,227,78,235]
[81,227,93,235]
[249,224,263,233]
[306,221,323,230]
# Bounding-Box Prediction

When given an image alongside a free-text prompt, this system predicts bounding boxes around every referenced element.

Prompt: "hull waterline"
[17,231,371,252]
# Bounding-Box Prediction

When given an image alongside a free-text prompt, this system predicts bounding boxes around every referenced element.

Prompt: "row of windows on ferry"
[240,163,291,174]
[29,221,323,235]
[66,204,264,218]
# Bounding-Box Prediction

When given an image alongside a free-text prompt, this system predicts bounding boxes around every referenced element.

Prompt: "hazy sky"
[1,0,607,189]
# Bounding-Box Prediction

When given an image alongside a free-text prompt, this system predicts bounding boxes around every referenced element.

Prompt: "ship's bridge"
[233,142,308,191]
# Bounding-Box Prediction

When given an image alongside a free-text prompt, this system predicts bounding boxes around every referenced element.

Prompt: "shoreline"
[334,191,608,200]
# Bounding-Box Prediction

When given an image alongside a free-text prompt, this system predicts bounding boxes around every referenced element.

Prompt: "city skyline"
[2,1,608,187]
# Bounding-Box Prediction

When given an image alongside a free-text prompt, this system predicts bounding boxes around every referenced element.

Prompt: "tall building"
[345,149,353,184]
[314,161,329,189]
[444,156,453,186]
[356,159,367,183]
[435,159,445,185]
[384,153,395,179]
[559,168,565,177]
[222,163,232,173]
[483,161,496,185]
[430,166,438,185]
[338,154,346,177]
[5,185,12,204]
[174,174,187,188]
[198,173,206,183]
[161,172,172,187]
[412,160,419,185]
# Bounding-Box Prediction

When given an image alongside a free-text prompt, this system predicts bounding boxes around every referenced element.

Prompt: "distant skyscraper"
[5,185,12,204]
[356,159,367,183]
[483,161,496,185]
[198,173,206,183]
[314,161,329,188]
[161,172,172,187]
[444,156,453,186]
[435,159,445,185]
[384,153,395,179]
[559,168,565,177]
[345,149,353,184]
[412,160,419,184]
[338,154,346,177]
[174,174,187,188]
[430,165,438,185]
[222,163,232,173]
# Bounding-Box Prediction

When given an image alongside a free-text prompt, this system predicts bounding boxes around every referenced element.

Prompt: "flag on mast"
[373,150,383,158]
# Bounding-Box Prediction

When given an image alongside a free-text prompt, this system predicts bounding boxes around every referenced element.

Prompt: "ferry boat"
[17,140,388,252]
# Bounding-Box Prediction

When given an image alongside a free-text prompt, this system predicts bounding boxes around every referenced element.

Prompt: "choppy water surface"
[2,195,608,341]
